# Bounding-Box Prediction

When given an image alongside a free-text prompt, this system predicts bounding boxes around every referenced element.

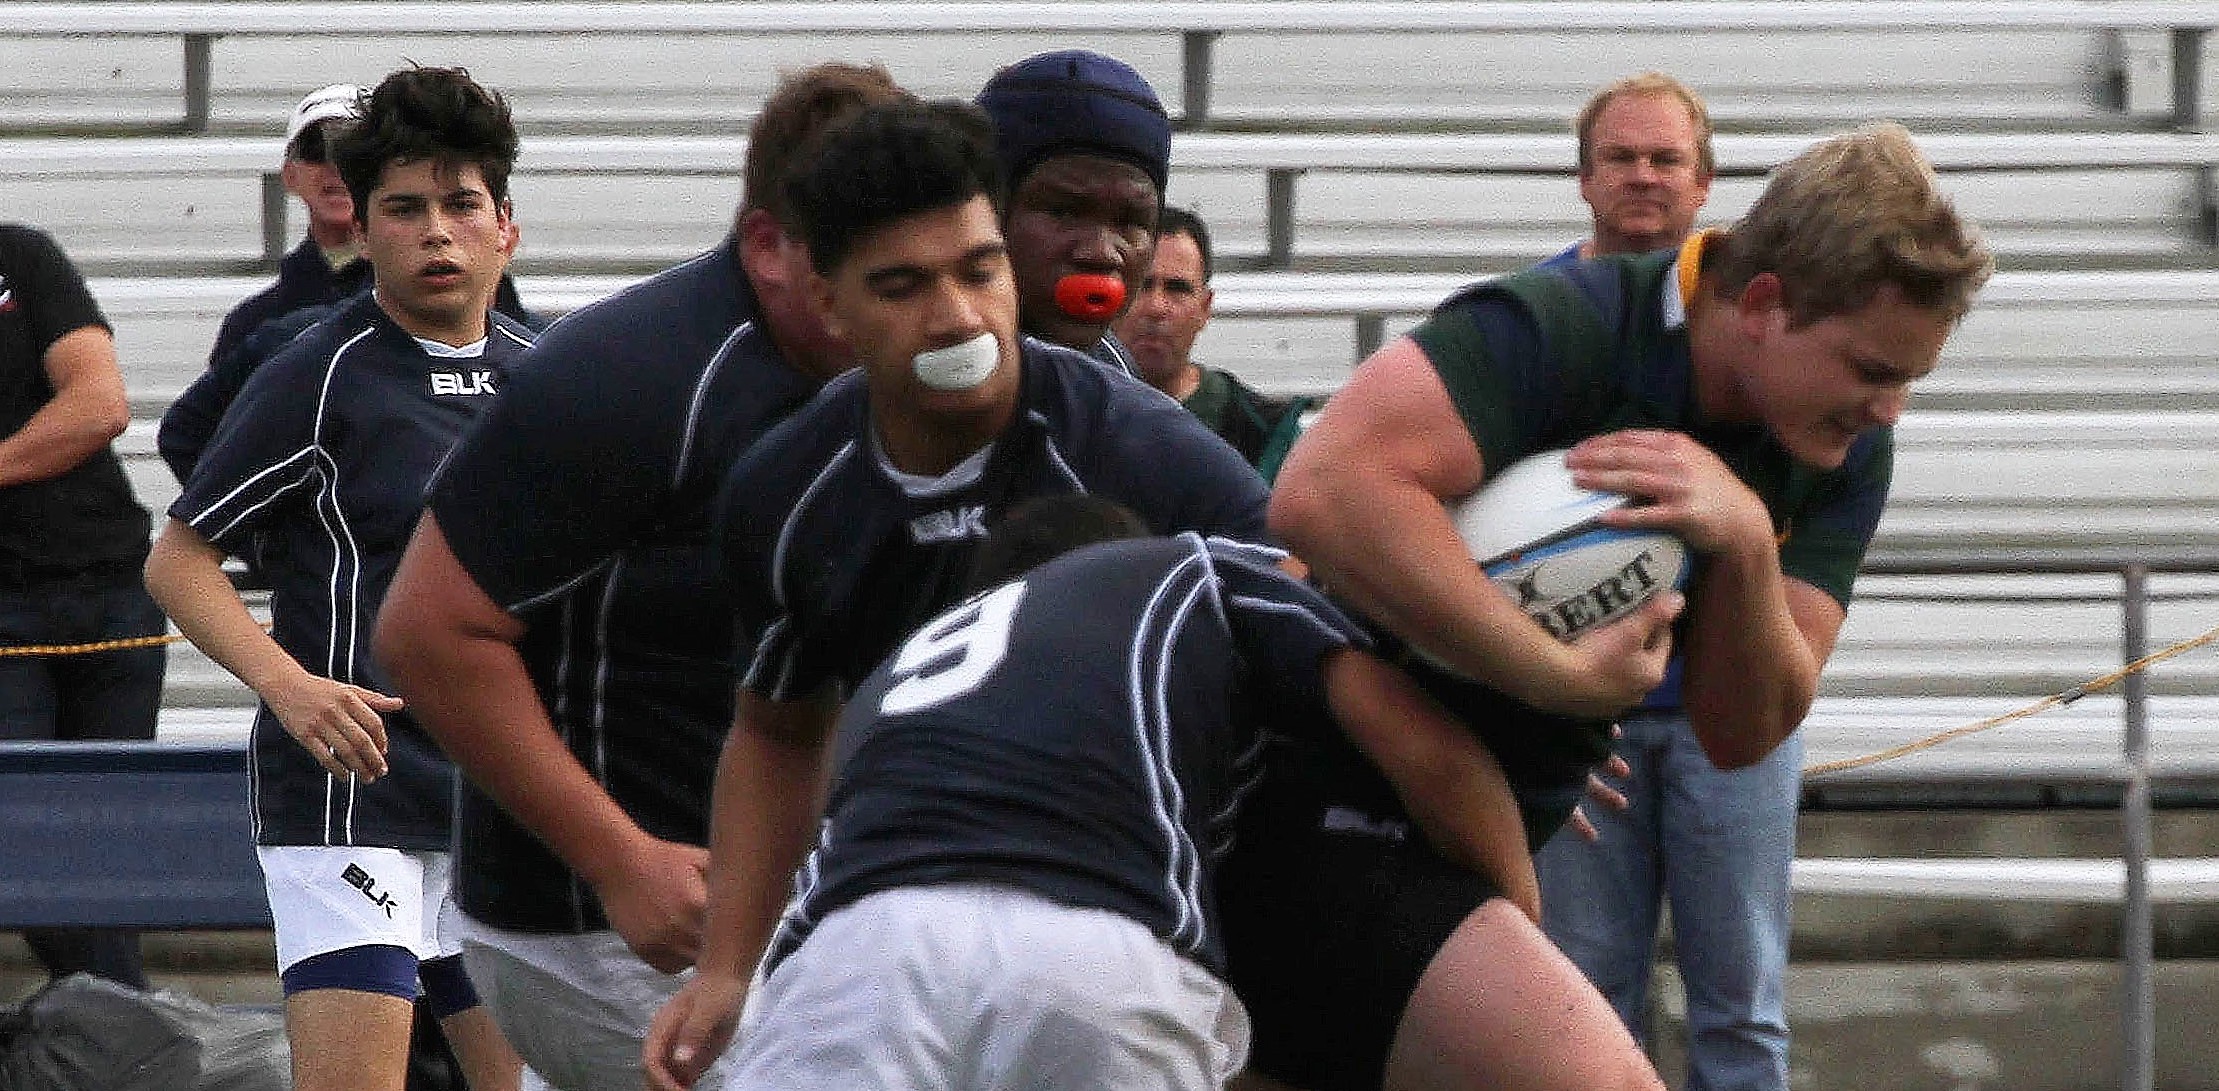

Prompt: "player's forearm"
[1678,542,1821,769]
[374,524,652,882]
[1325,650,1540,920]
[695,693,836,981]
[0,387,127,488]
[143,520,309,697]
[384,617,650,881]
[1273,471,1578,707]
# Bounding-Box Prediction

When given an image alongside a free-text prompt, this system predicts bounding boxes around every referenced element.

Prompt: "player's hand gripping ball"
[1054,273,1126,322]
[1450,449,1688,642]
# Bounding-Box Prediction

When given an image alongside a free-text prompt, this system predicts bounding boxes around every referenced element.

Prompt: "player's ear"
[809,270,844,344]
[1735,272,1787,338]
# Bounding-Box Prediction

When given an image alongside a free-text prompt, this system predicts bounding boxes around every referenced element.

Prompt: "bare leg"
[1382,899,1665,1091]
[287,988,414,1091]
[441,1005,526,1091]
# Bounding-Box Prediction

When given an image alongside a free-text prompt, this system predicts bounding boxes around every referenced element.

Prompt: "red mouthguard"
[1054,273,1127,322]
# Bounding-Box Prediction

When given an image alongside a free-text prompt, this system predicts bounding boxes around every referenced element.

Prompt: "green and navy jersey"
[426,244,826,933]
[718,338,1271,702]
[770,534,1364,977]
[1411,240,1890,611]
[172,292,533,849]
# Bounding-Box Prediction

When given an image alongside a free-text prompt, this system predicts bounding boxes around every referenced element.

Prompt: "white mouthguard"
[911,332,1000,392]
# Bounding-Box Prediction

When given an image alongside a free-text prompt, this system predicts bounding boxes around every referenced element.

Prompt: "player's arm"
[145,516,394,780]
[1322,646,1540,920]
[1568,429,1835,768]
[644,687,840,1090]
[1271,337,1673,719]
[375,515,711,971]
[0,327,128,488]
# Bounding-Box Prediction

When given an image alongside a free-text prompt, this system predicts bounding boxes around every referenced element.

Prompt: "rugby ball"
[1450,449,1688,642]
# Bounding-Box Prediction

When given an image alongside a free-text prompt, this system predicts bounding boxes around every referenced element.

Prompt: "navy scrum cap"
[976,49,1172,196]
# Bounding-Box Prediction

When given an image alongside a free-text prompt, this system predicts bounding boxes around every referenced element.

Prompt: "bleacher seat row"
[7,130,2216,267]
[5,1,2217,131]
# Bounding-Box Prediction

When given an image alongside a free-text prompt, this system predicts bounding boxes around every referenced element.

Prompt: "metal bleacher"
[6,7,2219,1083]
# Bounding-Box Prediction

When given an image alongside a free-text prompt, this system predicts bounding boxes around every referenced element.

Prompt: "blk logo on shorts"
[430,370,498,397]
[341,862,400,919]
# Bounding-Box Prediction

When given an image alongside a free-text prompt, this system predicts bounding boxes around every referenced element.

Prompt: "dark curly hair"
[783,99,1003,276]
[332,65,520,221]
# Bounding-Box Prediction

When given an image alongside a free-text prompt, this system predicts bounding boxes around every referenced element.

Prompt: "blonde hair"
[1575,71,1714,176]
[1710,122,1992,326]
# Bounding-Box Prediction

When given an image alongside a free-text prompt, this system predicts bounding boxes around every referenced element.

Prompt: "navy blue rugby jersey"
[172,292,533,849]
[768,533,1366,976]
[718,337,1271,702]
[426,243,827,933]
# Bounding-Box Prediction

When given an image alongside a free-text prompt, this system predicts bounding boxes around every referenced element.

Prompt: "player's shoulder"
[525,245,750,366]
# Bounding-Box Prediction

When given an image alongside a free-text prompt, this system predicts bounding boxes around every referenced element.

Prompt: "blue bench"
[0,740,268,930]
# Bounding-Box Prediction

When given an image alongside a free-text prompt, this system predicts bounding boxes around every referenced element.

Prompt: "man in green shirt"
[1245,124,1993,1091]
[1114,207,1312,480]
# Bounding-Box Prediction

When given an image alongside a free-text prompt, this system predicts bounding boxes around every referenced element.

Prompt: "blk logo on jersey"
[908,505,989,544]
[429,370,498,397]
[341,862,400,919]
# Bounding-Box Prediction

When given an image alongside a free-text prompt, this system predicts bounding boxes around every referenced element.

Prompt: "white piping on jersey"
[1127,546,1216,949]
[506,555,617,613]
[674,321,751,491]
[492,322,535,352]
[1031,410,1086,491]
[1200,534,1289,566]
[589,555,624,783]
[770,441,857,613]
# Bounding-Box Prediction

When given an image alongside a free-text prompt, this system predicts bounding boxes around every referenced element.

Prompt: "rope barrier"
[1803,620,2219,777]
[0,632,188,657]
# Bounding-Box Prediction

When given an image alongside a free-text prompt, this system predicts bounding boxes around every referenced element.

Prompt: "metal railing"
[1855,544,2219,1091]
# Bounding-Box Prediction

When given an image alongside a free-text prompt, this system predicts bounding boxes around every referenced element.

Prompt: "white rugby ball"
[1450,449,1688,642]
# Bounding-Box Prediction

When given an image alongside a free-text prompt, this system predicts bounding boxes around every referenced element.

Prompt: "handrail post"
[2119,563,2154,1091]
[2171,28,2207,133]
[182,34,213,133]
[1180,30,1220,130]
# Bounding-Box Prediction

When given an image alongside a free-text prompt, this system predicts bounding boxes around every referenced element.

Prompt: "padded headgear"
[975,50,1171,196]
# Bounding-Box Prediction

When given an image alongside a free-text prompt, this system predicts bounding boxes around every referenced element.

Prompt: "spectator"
[1256,123,1991,1091]
[977,49,1171,372]
[1532,70,1825,1091]
[161,84,537,484]
[1547,71,1716,266]
[1114,205,1314,479]
[143,67,532,1091]
[373,64,912,1091]
[0,223,165,991]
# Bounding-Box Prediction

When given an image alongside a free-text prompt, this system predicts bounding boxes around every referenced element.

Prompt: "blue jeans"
[1534,710,1802,1091]
[0,572,167,988]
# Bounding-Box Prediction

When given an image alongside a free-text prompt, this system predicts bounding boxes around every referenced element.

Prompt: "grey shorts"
[733,883,1250,1091]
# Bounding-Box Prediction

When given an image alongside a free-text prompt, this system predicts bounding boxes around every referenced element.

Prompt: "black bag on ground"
[0,974,287,1091]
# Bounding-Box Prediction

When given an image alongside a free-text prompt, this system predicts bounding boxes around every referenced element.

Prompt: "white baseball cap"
[285,84,363,147]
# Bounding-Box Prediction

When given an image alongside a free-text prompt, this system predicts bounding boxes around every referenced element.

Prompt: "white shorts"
[257,845,462,975]
[457,915,741,1091]
[731,883,1250,1091]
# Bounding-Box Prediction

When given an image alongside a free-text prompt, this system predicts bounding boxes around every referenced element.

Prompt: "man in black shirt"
[374,65,913,1091]
[645,498,1534,1091]
[976,49,1172,371]
[0,223,165,990]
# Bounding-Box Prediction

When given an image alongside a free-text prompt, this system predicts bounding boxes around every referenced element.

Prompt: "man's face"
[360,158,511,343]
[1738,279,1953,469]
[1112,230,1211,396]
[1004,153,1160,349]
[281,123,356,234]
[1578,93,1713,255]
[819,194,1023,422]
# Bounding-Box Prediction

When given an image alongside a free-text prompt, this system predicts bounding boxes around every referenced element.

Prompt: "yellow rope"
[1803,621,2219,777]
[0,632,190,657]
